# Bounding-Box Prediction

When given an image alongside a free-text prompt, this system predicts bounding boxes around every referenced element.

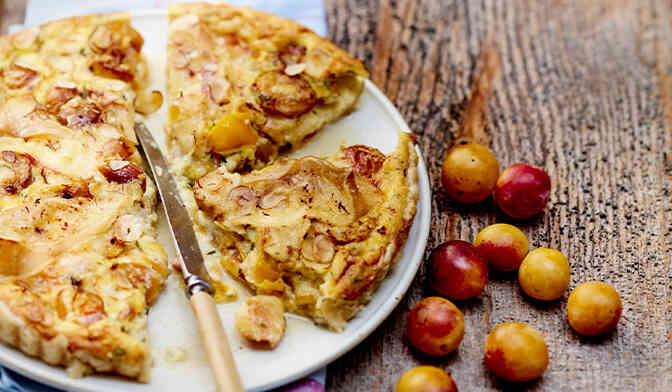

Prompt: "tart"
[166,2,369,179]
[0,2,420,382]
[194,133,418,331]
[0,13,167,381]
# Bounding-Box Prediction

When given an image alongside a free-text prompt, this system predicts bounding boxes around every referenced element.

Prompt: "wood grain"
[0,0,26,34]
[325,1,671,391]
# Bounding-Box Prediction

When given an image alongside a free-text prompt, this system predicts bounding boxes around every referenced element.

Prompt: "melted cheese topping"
[163,4,420,332]
[0,13,166,381]
[166,2,368,178]
[195,133,418,331]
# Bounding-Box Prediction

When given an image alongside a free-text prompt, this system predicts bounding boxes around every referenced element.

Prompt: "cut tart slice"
[0,13,147,143]
[194,133,418,331]
[166,2,369,179]
[0,14,167,381]
[0,151,167,380]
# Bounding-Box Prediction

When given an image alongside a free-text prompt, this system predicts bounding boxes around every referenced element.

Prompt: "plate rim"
[0,9,432,392]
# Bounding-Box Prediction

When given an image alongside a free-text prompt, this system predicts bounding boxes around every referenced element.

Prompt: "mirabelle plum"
[494,163,551,219]
[567,281,622,336]
[484,322,549,382]
[518,248,570,300]
[395,366,458,392]
[430,240,488,300]
[207,111,258,154]
[474,224,529,272]
[441,143,499,204]
[406,297,465,356]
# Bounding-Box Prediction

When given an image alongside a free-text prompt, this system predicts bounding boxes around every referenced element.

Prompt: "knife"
[134,123,244,392]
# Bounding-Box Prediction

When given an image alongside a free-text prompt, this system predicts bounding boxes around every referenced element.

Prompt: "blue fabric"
[0,368,62,392]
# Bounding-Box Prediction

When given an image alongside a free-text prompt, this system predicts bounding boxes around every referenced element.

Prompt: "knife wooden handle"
[190,291,245,392]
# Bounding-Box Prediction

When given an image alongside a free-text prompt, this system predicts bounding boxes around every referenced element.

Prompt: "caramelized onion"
[301,234,335,263]
[344,145,385,177]
[279,42,306,66]
[1,151,34,194]
[258,192,286,209]
[253,71,316,118]
[99,160,142,184]
[4,63,38,89]
[45,86,77,112]
[103,139,134,160]
[229,186,257,210]
[57,97,102,127]
[60,183,93,199]
[73,291,106,327]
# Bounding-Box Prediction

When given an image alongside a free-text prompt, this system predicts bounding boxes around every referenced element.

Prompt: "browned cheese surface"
[1,1,671,391]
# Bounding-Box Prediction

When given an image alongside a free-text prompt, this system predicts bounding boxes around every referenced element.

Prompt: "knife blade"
[134,123,244,392]
[133,123,213,295]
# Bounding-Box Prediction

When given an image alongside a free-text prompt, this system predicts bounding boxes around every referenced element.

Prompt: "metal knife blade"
[134,123,213,293]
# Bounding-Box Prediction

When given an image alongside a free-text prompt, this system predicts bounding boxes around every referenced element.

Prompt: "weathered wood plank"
[326,0,671,391]
[0,0,26,34]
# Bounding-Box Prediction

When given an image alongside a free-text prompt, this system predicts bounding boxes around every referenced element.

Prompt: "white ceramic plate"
[0,10,431,392]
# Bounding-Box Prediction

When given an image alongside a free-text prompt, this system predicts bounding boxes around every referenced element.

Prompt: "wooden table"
[2,1,671,391]
[324,1,671,391]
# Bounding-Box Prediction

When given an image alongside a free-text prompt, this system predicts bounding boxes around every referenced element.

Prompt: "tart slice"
[0,14,167,381]
[166,2,369,179]
[194,133,418,331]
[0,146,167,380]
